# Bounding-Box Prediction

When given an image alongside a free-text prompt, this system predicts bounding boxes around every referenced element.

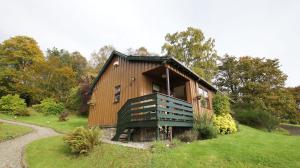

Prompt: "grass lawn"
[25,125,300,168]
[0,112,87,133]
[0,122,32,142]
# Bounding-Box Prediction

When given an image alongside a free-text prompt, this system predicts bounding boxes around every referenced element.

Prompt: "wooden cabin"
[88,51,218,141]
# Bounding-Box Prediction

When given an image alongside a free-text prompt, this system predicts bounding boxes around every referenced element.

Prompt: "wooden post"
[165,67,172,141]
[156,126,160,140]
[166,68,171,96]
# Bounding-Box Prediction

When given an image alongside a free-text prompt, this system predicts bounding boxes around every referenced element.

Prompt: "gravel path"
[0,119,60,168]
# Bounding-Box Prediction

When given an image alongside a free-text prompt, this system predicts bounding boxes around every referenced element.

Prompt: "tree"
[89,45,115,70]
[70,51,88,81]
[127,47,152,56]
[214,54,240,101]
[162,27,218,81]
[215,55,298,122]
[0,36,45,104]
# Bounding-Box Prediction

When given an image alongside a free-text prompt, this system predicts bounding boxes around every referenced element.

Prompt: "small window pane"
[114,85,121,103]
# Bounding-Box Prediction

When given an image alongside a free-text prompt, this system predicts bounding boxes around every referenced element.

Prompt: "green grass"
[25,136,151,168]
[0,122,32,142]
[0,112,87,133]
[25,125,300,168]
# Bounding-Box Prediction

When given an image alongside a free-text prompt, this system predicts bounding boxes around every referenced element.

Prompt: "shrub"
[213,114,237,134]
[233,103,279,132]
[63,127,101,155]
[194,111,218,139]
[213,93,231,115]
[0,94,29,116]
[33,98,64,115]
[176,130,198,142]
[58,111,69,121]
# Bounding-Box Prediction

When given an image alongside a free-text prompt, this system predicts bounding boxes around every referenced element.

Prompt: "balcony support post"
[165,67,172,141]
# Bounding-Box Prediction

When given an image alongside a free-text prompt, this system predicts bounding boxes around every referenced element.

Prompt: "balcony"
[112,93,193,141]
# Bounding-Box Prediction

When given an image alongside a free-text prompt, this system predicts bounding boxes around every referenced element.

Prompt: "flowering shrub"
[213,114,237,134]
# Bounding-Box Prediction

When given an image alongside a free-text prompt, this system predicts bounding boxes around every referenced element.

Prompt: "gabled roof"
[89,50,218,95]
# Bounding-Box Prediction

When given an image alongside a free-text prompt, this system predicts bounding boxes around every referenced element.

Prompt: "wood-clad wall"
[88,55,214,127]
[88,56,161,127]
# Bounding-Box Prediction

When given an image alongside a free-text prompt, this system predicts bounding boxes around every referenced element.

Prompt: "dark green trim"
[112,93,194,141]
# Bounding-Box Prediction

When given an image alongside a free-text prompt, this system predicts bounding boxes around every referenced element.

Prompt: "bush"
[58,111,69,121]
[63,127,101,155]
[0,94,29,116]
[213,114,237,134]
[194,111,218,139]
[176,130,198,142]
[213,93,231,115]
[33,98,64,115]
[234,103,279,132]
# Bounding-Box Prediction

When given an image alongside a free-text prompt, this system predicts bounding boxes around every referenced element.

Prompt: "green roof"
[89,50,218,95]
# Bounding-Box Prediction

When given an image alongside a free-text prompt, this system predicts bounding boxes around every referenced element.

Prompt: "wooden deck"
[112,93,193,141]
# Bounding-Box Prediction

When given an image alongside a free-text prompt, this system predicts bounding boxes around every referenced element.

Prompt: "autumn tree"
[162,27,218,81]
[0,36,45,104]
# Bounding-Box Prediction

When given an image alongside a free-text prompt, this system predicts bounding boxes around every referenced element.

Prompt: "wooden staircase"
[112,93,193,141]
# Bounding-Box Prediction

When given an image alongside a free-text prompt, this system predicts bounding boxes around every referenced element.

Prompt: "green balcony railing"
[112,93,193,141]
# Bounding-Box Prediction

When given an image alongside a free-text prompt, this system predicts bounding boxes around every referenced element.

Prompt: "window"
[114,85,121,103]
[197,85,210,109]
[197,87,208,98]
[152,83,160,93]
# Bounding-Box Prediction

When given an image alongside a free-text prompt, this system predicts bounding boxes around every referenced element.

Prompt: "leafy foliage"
[0,94,29,116]
[33,98,64,115]
[215,55,298,123]
[63,127,101,155]
[213,93,231,115]
[0,36,45,104]
[233,103,279,132]
[162,27,218,81]
[89,45,114,71]
[66,87,82,112]
[213,114,237,134]
[193,111,218,139]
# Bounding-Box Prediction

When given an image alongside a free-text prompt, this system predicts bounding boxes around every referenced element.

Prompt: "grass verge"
[0,122,32,142]
[0,112,87,133]
[25,125,300,168]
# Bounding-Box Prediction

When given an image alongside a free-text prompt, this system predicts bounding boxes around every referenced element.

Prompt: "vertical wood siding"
[88,56,161,127]
[88,56,214,127]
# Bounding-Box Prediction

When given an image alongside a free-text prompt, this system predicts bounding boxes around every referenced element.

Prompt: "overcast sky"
[0,0,299,86]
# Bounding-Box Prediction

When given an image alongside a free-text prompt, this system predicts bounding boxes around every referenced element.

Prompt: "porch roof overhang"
[143,66,189,88]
